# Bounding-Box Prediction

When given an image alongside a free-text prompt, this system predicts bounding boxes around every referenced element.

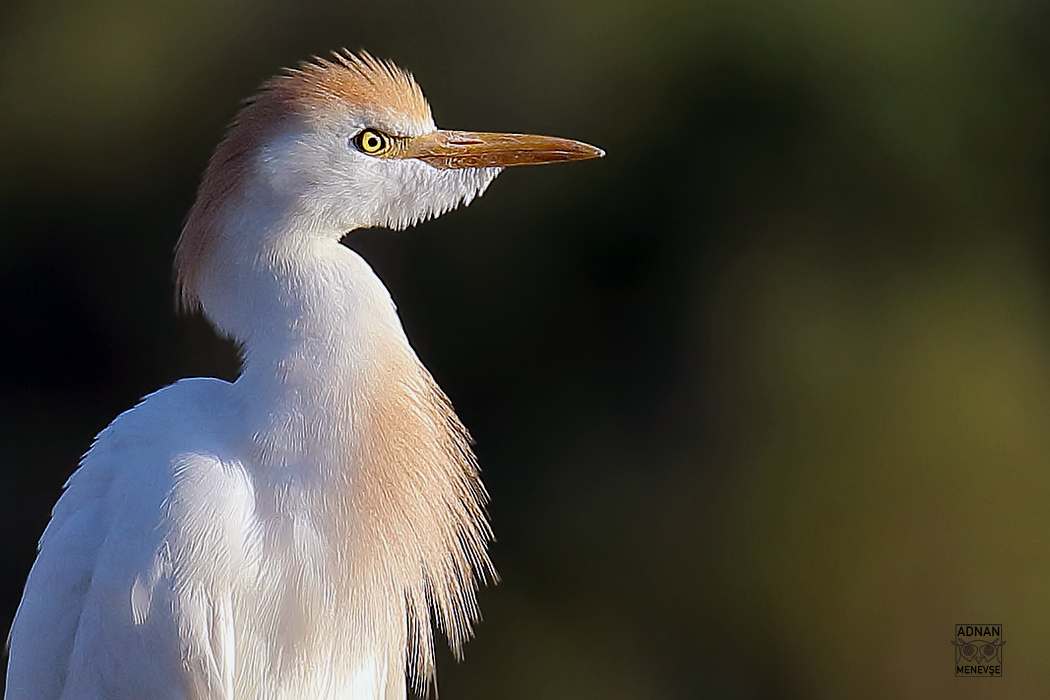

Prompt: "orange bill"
[403,130,605,169]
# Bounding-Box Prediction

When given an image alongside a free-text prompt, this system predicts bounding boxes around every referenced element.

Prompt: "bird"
[4,50,602,700]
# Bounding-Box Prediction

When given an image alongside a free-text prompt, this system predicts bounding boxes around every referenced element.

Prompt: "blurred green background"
[2,0,1049,697]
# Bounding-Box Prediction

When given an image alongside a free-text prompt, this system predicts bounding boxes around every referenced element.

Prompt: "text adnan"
[957,625,1000,637]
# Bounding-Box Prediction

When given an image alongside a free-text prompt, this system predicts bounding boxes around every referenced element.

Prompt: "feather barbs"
[284,51,434,135]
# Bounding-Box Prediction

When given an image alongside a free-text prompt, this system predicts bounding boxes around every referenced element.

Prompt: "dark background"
[2,1,1049,697]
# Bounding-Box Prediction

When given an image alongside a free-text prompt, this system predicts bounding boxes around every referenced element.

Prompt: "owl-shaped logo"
[952,624,1004,676]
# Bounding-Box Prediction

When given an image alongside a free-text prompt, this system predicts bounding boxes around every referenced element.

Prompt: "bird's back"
[6,374,415,700]
[5,378,238,700]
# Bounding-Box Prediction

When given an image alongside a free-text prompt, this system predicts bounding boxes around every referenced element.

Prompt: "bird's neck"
[216,232,408,473]
[197,221,492,685]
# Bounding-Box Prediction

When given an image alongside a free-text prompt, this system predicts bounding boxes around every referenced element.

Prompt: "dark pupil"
[367,134,380,149]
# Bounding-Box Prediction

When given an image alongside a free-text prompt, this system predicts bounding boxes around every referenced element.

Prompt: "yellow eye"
[355,129,390,155]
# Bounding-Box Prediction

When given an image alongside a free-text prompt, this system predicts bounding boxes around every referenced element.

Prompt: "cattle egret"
[5,51,602,700]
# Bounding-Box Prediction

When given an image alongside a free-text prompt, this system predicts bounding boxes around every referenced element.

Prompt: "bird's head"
[176,50,603,309]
